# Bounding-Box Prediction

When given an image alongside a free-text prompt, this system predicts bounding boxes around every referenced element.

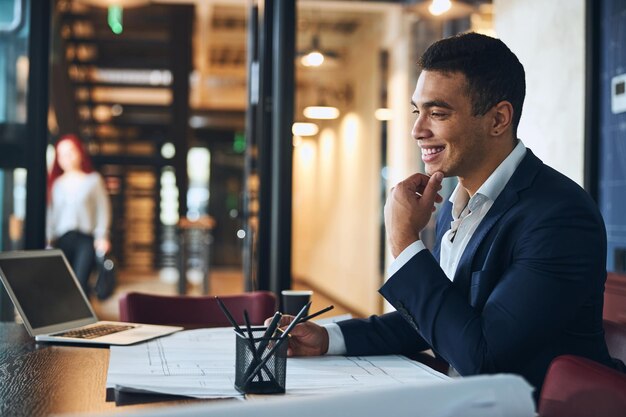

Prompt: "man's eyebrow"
[410,100,454,110]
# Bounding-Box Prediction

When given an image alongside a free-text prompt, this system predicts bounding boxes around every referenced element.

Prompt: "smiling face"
[411,70,495,191]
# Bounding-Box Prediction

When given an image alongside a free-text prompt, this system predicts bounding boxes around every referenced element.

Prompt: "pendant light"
[298,26,339,68]
[409,0,475,20]
[300,35,325,67]
[302,82,341,120]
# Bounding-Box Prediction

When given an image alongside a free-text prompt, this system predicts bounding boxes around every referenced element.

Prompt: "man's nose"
[412,115,432,140]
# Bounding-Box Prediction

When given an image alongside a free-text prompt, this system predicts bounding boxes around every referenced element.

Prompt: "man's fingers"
[264,315,289,327]
[420,172,444,206]
[289,323,307,337]
[283,316,294,325]
[392,172,444,208]
[393,173,428,197]
[289,321,318,338]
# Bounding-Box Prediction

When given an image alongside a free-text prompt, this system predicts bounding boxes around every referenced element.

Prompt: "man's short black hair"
[419,32,526,133]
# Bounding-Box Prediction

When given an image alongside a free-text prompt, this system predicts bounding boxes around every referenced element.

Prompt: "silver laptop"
[0,249,182,345]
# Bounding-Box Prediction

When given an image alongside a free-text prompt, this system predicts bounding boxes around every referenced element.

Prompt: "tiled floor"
[92,267,355,322]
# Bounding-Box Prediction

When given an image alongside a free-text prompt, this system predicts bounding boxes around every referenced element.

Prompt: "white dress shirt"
[325,140,527,355]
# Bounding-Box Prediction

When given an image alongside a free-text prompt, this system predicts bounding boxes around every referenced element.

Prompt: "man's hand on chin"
[384,171,444,257]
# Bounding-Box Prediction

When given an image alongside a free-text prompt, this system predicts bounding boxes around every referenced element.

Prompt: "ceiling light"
[410,0,476,20]
[93,105,112,122]
[161,142,176,159]
[375,108,394,121]
[293,122,319,136]
[298,34,338,67]
[303,106,340,120]
[292,122,319,136]
[429,0,451,16]
[301,51,324,67]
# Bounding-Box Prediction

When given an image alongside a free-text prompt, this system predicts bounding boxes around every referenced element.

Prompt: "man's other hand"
[384,171,443,257]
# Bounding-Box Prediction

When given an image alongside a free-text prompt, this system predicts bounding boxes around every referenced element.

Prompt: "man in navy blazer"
[272,33,617,395]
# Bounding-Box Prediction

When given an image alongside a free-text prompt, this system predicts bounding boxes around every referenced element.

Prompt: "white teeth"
[421,147,445,155]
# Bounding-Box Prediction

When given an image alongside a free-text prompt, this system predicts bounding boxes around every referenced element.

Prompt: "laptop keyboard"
[55,324,137,339]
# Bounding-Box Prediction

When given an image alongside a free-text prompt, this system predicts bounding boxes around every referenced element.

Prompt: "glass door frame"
[0,0,50,320]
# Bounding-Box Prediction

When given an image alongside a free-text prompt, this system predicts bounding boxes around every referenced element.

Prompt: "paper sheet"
[106,327,450,399]
[95,373,535,417]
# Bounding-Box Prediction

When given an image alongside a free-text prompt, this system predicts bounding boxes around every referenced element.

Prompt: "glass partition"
[0,0,30,253]
[0,0,29,131]
[0,0,29,252]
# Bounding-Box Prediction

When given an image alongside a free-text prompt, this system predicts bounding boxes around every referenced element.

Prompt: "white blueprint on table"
[106,327,450,399]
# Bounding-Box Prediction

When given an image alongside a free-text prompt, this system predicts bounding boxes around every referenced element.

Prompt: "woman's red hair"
[47,134,95,202]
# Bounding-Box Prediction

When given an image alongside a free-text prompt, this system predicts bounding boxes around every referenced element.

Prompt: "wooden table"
[0,323,208,417]
[0,322,449,417]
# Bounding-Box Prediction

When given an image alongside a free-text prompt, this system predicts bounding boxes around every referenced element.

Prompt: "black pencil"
[297,305,334,324]
[215,296,244,334]
[243,309,255,343]
[242,301,311,386]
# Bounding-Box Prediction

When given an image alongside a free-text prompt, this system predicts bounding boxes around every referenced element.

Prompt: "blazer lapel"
[452,150,543,290]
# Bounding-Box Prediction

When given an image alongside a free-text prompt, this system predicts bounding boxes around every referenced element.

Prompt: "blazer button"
[400,309,419,331]
[396,303,419,331]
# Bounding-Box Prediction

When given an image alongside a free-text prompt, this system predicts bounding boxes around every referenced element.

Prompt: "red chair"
[119,291,277,328]
[538,355,626,417]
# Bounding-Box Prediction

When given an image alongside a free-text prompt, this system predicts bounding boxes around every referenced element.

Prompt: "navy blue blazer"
[338,149,615,393]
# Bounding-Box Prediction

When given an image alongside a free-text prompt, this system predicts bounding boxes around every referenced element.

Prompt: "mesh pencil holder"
[234,328,287,394]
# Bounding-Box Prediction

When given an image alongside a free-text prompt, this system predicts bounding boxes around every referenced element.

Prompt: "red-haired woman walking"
[47,134,111,297]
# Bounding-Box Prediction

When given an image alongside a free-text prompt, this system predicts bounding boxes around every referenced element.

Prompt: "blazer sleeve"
[337,311,430,356]
[379,198,606,377]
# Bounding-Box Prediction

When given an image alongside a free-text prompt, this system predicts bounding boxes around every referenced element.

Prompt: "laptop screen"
[0,253,93,328]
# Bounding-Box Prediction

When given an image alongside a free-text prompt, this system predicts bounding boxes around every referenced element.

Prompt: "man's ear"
[490,101,514,136]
